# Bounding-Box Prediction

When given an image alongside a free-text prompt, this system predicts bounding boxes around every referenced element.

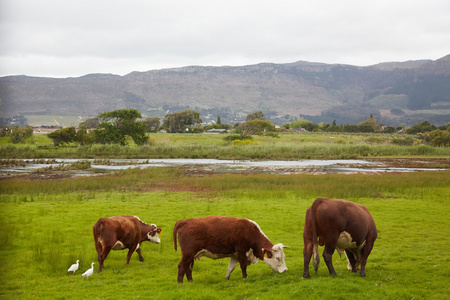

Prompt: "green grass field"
[0,168,449,299]
[1,132,450,159]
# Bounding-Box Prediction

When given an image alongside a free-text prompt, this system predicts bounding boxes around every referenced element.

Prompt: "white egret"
[67,260,79,274]
[82,262,94,279]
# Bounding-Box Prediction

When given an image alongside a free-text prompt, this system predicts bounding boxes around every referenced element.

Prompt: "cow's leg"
[125,247,136,265]
[177,256,194,283]
[95,241,103,271]
[238,253,248,278]
[186,260,194,282]
[344,250,357,272]
[302,241,313,278]
[225,257,239,279]
[322,244,337,276]
[98,245,112,272]
[136,247,145,262]
[177,261,185,283]
[359,242,374,277]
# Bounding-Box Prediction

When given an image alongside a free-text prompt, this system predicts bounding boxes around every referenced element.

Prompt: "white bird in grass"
[82,262,94,279]
[67,260,79,274]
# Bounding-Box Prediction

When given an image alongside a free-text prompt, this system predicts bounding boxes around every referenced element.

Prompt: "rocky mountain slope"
[1,55,449,126]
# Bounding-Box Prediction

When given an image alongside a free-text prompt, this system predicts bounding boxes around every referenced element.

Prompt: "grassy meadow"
[0,168,449,299]
[1,132,450,159]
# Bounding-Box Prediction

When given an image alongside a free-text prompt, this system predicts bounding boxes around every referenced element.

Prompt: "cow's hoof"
[139,258,145,262]
[302,272,310,279]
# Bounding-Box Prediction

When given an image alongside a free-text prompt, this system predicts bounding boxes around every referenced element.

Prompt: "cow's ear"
[157,228,162,235]
[263,248,273,259]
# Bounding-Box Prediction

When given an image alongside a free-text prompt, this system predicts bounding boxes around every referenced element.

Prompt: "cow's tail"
[311,199,321,274]
[173,221,179,252]
[93,219,104,243]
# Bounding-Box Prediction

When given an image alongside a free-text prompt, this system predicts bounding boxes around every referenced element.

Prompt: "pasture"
[0,168,449,299]
[2,132,450,159]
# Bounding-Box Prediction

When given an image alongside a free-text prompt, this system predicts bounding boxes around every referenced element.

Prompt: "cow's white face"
[147,224,161,244]
[262,243,289,273]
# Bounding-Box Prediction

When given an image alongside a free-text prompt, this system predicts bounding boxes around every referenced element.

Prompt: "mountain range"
[1,54,449,126]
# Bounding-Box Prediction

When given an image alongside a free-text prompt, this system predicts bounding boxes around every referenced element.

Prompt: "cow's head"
[262,243,290,273]
[147,224,162,244]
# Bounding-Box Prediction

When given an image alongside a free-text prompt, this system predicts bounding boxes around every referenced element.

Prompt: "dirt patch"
[367,158,450,169]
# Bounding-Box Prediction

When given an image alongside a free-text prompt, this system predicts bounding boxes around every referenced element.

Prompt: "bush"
[406,120,437,135]
[391,136,415,146]
[47,127,76,146]
[223,134,253,142]
[417,130,450,147]
[10,126,33,144]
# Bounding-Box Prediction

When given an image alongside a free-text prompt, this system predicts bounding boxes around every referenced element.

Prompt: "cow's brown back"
[312,198,377,246]
[174,216,270,258]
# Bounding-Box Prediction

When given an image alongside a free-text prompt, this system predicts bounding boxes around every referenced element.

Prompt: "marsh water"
[1,158,447,179]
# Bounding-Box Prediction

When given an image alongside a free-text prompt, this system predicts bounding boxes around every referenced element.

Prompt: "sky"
[1,0,449,78]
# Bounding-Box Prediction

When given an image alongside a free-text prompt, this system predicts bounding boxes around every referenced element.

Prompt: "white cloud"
[1,0,449,77]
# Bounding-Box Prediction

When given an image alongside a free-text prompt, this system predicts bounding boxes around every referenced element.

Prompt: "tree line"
[3,109,449,147]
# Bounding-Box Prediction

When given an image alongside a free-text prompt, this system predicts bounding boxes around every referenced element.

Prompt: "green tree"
[246,111,264,121]
[417,129,450,147]
[143,118,160,133]
[94,109,148,145]
[236,119,275,137]
[382,126,396,134]
[75,126,93,145]
[289,119,320,132]
[217,116,222,125]
[406,120,437,135]
[10,126,33,144]
[162,110,202,133]
[47,127,76,146]
[94,124,124,145]
[0,127,9,137]
[326,124,342,132]
[358,117,377,133]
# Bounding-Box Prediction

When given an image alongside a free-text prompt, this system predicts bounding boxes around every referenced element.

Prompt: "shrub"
[391,136,415,146]
[417,130,450,147]
[230,139,256,146]
[47,127,76,146]
[10,126,33,144]
[223,134,253,142]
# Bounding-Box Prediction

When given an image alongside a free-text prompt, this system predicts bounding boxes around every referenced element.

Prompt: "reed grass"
[0,168,449,299]
[1,133,449,159]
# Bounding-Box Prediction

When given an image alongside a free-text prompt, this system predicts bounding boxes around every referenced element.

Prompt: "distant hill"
[1,55,449,126]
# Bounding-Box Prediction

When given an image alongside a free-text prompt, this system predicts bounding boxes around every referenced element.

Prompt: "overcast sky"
[1,0,449,78]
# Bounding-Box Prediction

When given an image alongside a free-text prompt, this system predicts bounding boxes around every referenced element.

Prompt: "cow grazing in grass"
[173,216,290,283]
[93,215,161,272]
[303,198,377,278]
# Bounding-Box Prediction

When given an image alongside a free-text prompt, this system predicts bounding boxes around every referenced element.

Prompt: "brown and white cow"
[93,215,161,272]
[173,216,289,283]
[303,198,377,278]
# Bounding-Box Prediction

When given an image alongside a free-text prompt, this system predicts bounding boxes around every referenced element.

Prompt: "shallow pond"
[1,158,447,178]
